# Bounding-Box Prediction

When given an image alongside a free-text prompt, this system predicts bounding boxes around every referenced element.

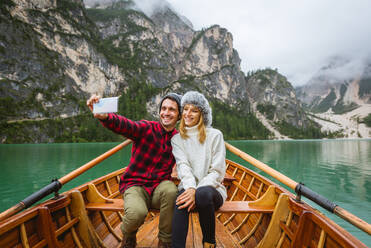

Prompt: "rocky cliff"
[247,69,308,128]
[245,69,322,139]
[87,1,250,114]
[0,0,320,143]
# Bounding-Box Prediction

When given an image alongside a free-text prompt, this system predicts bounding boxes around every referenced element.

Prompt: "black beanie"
[159,93,182,114]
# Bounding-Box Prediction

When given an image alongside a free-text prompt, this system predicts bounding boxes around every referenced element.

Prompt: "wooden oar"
[225,142,371,235]
[0,139,132,222]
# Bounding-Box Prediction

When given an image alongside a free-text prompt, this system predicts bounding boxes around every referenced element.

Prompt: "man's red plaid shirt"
[102,113,177,196]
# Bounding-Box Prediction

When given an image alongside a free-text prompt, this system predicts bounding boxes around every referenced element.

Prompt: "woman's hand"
[176,188,196,212]
[86,94,108,120]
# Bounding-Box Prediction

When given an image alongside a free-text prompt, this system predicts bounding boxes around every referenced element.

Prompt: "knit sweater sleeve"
[171,134,197,190]
[100,113,149,141]
[197,130,226,188]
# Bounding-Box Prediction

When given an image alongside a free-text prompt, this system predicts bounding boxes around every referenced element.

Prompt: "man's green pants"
[121,180,178,243]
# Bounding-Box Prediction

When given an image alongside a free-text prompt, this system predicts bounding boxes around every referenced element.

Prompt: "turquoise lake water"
[0,139,370,245]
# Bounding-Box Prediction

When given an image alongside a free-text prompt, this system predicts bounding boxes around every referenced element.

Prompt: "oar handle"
[59,139,132,185]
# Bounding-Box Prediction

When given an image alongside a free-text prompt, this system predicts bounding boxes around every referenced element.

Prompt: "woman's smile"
[183,104,201,127]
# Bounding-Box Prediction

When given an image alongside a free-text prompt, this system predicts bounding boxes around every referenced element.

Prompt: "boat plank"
[106,212,244,248]
[0,228,20,248]
[103,231,119,248]
[137,215,160,247]
[189,213,203,248]
[186,214,194,248]
[215,218,241,248]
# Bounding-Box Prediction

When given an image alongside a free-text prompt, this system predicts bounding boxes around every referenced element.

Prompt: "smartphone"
[93,97,118,114]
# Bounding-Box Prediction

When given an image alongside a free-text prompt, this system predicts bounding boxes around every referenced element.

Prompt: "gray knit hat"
[159,93,182,114]
[181,91,212,127]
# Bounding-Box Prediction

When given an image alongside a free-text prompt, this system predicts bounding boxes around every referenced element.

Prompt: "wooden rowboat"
[0,140,369,247]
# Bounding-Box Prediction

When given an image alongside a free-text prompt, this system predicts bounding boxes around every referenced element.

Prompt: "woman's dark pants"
[171,186,223,248]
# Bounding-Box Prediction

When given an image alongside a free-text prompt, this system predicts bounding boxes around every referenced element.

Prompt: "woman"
[171,91,227,248]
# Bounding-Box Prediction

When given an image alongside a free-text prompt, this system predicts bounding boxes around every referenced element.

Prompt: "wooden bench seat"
[85,198,274,214]
[218,200,274,213]
[85,180,278,215]
[85,198,123,211]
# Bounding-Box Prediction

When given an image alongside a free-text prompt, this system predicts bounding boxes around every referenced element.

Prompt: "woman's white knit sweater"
[171,125,227,201]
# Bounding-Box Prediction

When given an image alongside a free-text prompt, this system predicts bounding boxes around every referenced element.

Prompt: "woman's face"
[183,104,201,127]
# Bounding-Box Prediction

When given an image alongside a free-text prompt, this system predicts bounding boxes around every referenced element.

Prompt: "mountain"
[0,0,321,143]
[246,69,321,139]
[296,57,371,113]
[296,56,371,138]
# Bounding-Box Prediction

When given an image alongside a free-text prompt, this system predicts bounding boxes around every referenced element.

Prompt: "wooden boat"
[0,140,370,247]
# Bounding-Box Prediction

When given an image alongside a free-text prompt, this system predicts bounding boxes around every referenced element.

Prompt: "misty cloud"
[131,0,169,17]
[84,0,170,16]
[316,56,367,81]
[83,0,113,8]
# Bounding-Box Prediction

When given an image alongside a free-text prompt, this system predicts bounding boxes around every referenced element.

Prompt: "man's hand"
[176,188,196,212]
[86,94,108,120]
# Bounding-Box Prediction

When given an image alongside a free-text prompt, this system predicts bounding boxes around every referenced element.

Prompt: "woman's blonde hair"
[179,109,207,144]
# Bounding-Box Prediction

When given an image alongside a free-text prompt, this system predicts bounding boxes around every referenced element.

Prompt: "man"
[87,93,182,248]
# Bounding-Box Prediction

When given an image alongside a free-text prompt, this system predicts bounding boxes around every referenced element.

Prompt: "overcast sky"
[85,0,371,86]
[166,0,371,86]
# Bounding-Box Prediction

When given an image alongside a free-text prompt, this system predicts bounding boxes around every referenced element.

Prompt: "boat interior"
[0,141,369,248]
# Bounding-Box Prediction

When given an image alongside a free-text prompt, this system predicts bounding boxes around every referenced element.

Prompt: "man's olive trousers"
[121,180,178,243]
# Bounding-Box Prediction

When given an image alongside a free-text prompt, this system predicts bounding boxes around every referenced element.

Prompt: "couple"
[87,91,227,248]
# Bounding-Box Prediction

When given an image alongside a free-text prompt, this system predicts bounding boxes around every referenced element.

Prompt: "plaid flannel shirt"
[101,113,177,196]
